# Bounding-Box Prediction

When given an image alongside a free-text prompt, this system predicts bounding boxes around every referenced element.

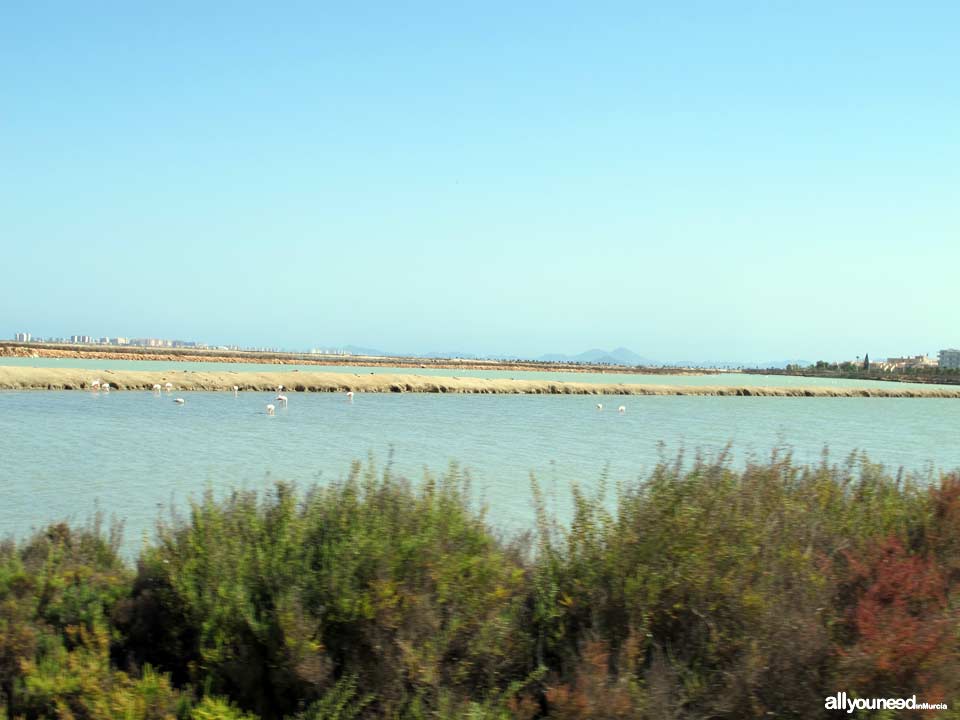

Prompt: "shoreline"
[2,366,960,397]
[743,366,960,386]
[0,342,715,375]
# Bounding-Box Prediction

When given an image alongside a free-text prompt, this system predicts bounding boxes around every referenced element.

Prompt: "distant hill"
[320,344,810,369]
[537,347,656,366]
[341,345,391,357]
[422,351,479,359]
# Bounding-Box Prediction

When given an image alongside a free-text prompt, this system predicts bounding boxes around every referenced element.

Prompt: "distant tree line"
[779,361,960,381]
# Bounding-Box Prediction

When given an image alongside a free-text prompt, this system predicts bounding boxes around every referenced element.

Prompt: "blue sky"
[2,1,957,361]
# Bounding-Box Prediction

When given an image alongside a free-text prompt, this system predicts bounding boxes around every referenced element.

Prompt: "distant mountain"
[422,351,479,359]
[317,344,812,369]
[606,347,655,365]
[536,347,656,366]
[341,344,391,357]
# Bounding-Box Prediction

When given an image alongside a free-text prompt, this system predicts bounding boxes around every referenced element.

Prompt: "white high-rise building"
[14,332,31,342]
[940,349,960,370]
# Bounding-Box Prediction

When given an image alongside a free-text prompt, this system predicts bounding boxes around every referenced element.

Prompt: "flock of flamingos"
[85,377,626,414]
[86,377,356,415]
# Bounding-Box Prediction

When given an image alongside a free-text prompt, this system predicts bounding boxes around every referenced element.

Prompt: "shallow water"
[1,356,953,390]
[0,389,957,552]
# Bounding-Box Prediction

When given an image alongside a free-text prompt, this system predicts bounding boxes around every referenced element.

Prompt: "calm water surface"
[1,388,957,552]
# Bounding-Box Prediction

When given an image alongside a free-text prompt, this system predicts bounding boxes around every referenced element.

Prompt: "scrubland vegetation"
[3,452,960,718]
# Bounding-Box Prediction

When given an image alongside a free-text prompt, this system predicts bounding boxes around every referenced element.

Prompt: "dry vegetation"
[3,366,960,397]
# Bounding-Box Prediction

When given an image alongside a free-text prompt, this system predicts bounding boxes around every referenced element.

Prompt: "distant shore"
[0,341,715,375]
[2,366,960,397]
[743,366,960,386]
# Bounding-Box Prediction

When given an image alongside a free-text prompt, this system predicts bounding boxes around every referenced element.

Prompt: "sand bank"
[2,366,959,397]
[0,343,713,375]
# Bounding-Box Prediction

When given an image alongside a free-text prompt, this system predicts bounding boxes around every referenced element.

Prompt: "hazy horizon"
[3,3,957,361]
[0,331,941,366]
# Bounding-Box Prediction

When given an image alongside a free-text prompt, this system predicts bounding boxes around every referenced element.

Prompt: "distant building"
[131,338,174,348]
[70,335,93,344]
[14,332,31,342]
[884,354,938,370]
[310,348,348,355]
[940,349,960,370]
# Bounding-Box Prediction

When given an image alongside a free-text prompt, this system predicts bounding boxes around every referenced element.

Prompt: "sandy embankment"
[2,366,960,398]
[0,343,714,375]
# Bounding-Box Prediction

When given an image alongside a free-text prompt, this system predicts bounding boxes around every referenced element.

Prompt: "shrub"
[4,451,959,719]
[119,462,531,719]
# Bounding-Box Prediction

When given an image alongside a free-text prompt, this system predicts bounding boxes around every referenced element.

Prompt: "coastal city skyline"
[7,329,959,370]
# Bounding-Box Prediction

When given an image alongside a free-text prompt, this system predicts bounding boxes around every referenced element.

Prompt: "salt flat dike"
[2,366,960,397]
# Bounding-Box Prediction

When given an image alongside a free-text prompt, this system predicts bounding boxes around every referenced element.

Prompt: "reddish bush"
[838,536,955,701]
[544,641,639,719]
[927,472,960,585]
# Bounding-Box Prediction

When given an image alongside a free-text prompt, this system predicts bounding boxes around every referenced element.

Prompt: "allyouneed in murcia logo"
[825,692,948,713]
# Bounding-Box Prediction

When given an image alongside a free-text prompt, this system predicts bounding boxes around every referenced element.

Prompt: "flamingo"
[164,382,173,393]
[276,394,288,407]
[346,391,354,401]
[152,383,162,393]
[91,379,101,391]
[618,405,626,413]
[101,382,110,392]
[266,403,276,415]
[596,403,603,410]
[174,397,185,405]
[233,385,239,396]
[276,384,284,393]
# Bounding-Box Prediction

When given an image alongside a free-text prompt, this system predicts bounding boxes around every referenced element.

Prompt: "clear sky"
[2,2,957,362]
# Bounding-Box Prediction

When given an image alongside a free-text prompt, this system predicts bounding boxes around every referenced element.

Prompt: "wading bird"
[276,394,288,407]
[346,391,354,401]
[174,398,185,405]
[618,405,626,413]
[152,383,162,393]
[266,404,276,415]
[596,403,603,410]
[164,382,173,392]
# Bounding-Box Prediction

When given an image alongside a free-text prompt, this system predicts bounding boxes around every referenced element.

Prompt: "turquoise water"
[3,356,955,389]
[0,388,957,553]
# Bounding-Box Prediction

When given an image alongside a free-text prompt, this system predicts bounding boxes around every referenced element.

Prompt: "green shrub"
[4,451,959,719]
[532,450,939,718]
[120,462,530,719]
[191,695,258,720]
